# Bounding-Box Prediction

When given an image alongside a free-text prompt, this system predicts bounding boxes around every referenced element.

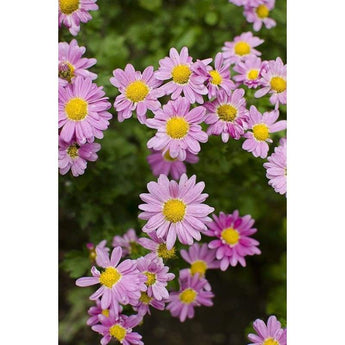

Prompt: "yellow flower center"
[270,76,286,93]
[125,80,149,103]
[166,117,190,139]
[163,150,177,162]
[109,324,127,342]
[221,227,240,246]
[217,104,237,122]
[179,288,197,304]
[65,97,88,121]
[59,0,79,14]
[190,260,208,276]
[172,64,192,84]
[99,267,122,288]
[59,62,75,82]
[256,4,270,19]
[253,123,269,141]
[163,199,187,223]
[101,309,109,317]
[263,338,279,345]
[145,272,156,286]
[234,41,251,56]
[89,249,96,261]
[247,69,259,80]
[67,144,79,159]
[209,70,223,85]
[139,292,152,304]
[157,243,176,259]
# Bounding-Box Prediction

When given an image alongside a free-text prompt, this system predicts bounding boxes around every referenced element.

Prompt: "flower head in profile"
[233,56,266,88]
[244,0,276,32]
[87,299,116,327]
[132,291,166,317]
[86,240,109,264]
[112,229,140,258]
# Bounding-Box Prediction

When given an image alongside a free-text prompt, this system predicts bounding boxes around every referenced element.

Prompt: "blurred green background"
[59,0,286,344]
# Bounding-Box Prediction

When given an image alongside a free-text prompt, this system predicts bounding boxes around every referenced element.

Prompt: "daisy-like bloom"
[139,174,214,250]
[205,211,261,270]
[166,272,214,322]
[263,137,287,195]
[222,32,264,65]
[59,39,97,87]
[112,229,140,258]
[86,240,109,263]
[58,77,112,145]
[233,56,266,88]
[110,64,162,124]
[255,57,287,108]
[242,106,286,159]
[204,89,248,142]
[58,0,98,36]
[132,291,166,316]
[248,315,287,345]
[58,139,101,177]
[147,149,199,181]
[75,247,147,313]
[155,47,208,104]
[87,299,115,326]
[244,0,276,32]
[146,97,208,161]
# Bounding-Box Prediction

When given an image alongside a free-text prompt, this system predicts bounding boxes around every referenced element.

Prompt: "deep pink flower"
[233,56,266,88]
[112,229,139,258]
[244,0,276,32]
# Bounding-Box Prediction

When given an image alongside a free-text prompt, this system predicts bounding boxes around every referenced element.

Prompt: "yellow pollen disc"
[247,69,259,80]
[109,324,127,342]
[234,41,251,56]
[89,249,96,261]
[221,227,240,246]
[163,199,187,223]
[270,76,286,93]
[59,62,75,82]
[263,338,279,345]
[67,144,79,159]
[163,150,177,162]
[157,243,176,259]
[179,288,197,304]
[166,117,190,139]
[145,272,156,286]
[253,123,269,141]
[139,292,152,304]
[217,104,237,122]
[256,4,270,19]
[190,260,208,276]
[172,64,192,84]
[59,0,80,14]
[209,70,223,85]
[125,80,149,103]
[99,267,122,288]
[65,97,88,121]
[101,309,110,317]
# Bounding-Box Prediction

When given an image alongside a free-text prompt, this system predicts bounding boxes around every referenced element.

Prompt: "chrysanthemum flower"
[248,315,287,345]
[242,106,286,158]
[87,299,114,326]
[205,211,261,270]
[263,137,287,195]
[222,32,264,65]
[146,97,208,161]
[112,229,140,258]
[58,139,101,177]
[233,56,266,88]
[204,89,248,142]
[86,240,109,263]
[133,291,165,316]
[166,272,214,322]
[58,77,112,145]
[155,47,208,104]
[244,0,276,32]
[138,174,214,250]
[255,57,287,108]
[147,149,199,181]
[58,0,98,36]
[59,39,97,87]
[110,64,163,124]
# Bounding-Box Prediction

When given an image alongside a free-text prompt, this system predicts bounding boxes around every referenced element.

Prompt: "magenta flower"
[146,97,208,161]
[138,174,214,250]
[205,89,248,142]
[155,47,208,104]
[264,137,287,195]
[205,211,261,270]
[112,229,139,258]
[166,272,214,322]
[242,106,286,158]
[248,315,287,345]
[244,0,276,32]
[58,0,98,36]
[110,64,162,124]
[233,56,266,88]
[58,77,112,145]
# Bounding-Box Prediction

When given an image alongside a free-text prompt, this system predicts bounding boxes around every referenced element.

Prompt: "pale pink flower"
[244,0,276,32]
[233,56,266,88]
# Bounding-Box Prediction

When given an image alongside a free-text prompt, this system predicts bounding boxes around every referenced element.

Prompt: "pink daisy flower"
[204,89,248,142]
[222,32,264,65]
[255,57,287,108]
[112,229,139,258]
[138,174,214,250]
[205,211,261,270]
[244,0,276,32]
[146,97,208,161]
[59,39,97,87]
[87,299,113,326]
[233,56,266,88]
[58,77,112,145]
[110,64,163,124]
[147,149,199,181]
[75,246,146,313]
[242,106,286,159]
[263,137,287,195]
[155,47,208,104]
[58,139,100,177]
[133,290,165,316]
[166,272,214,322]
[58,0,98,36]
[248,315,287,345]
[86,240,110,263]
